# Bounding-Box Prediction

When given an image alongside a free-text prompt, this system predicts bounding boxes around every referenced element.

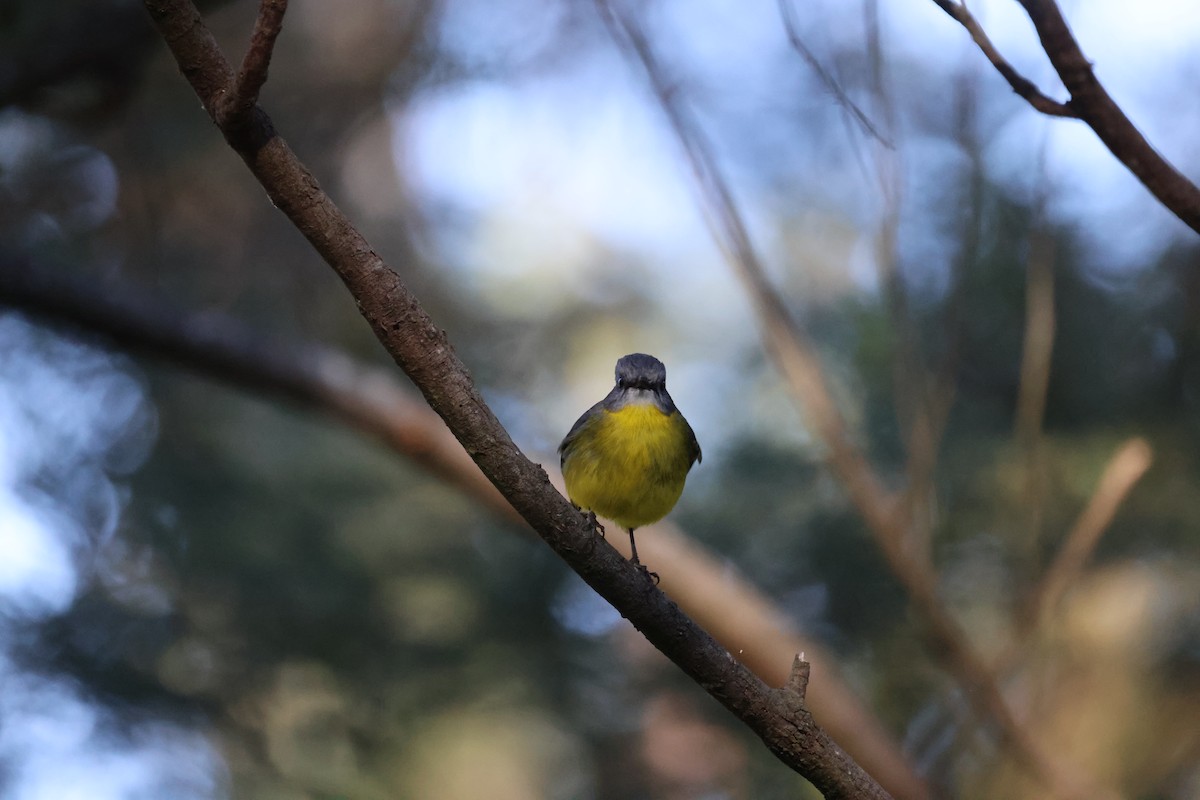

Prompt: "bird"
[559,353,701,573]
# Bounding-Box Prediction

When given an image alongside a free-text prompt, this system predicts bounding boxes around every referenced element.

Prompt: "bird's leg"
[628,528,659,585]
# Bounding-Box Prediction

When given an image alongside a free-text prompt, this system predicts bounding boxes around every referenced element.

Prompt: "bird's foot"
[636,563,660,586]
[585,510,606,538]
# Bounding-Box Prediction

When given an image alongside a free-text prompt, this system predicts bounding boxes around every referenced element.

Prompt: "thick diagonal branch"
[139,1,891,796]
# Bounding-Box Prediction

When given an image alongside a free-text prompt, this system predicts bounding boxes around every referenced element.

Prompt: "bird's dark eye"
[617,377,626,388]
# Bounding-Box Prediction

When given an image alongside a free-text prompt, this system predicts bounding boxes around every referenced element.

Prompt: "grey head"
[614,353,666,390]
[605,353,674,413]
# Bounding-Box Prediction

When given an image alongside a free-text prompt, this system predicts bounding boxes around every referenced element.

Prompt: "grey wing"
[683,415,702,468]
[559,401,604,469]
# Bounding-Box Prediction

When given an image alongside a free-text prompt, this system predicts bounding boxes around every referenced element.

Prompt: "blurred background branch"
[776,0,893,150]
[1014,230,1057,553]
[0,255,929,799]
[0,255,508,509]
[1023,437,1154,634]
[599,2,1126,798]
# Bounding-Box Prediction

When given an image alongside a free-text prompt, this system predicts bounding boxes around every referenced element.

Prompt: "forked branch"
[218,0,288,132]
[932,0,1200,235]
[930,0,1075,117]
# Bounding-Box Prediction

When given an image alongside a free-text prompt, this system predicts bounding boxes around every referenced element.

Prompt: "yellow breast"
[561,403,695,529]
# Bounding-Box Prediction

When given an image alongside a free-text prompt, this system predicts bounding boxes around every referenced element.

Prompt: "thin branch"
[930,0,1076,118]
[596,0,887,532]
[598,4,1121,799]
[1015,0,1200,234]
[140,2,891,797]
[0,257,930,799]
[910,78,983,506]
[218,0,288,130]
[866,0,956,561]
[0,258,509,516]
[1012,116,1057,559]
[987,436,1153,683]
[1024,437,1153,629]
[863,0,895,140]
[861,0,937,561]
[1014,231,1057,559]
[934,0,1200,235]
[777,0,893,149]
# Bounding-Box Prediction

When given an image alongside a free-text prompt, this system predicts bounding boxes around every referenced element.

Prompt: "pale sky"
[399,0,1200,458]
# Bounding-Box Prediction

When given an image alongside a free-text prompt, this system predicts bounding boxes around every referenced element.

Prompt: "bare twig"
[929,0,1075,117]
[1014,231,1057,557]
[1024,437,1153,629]
[785,654,812,699]
[861,0,936,561]
[141,2,894,796]
[866,0,955,562]
[987,437,1153,688]
[1016,0,1200,234]
[933,0,1200,235]
[909,79,983,513]
[596,0,892,534]
[219,0,288,129]
[777,0,892,149]
[599,4,1121,799]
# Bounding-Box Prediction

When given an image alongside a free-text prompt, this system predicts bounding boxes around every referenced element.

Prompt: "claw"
[572,504,605,538]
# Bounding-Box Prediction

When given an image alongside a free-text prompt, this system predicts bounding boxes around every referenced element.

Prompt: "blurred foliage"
[3,0,1200,798]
